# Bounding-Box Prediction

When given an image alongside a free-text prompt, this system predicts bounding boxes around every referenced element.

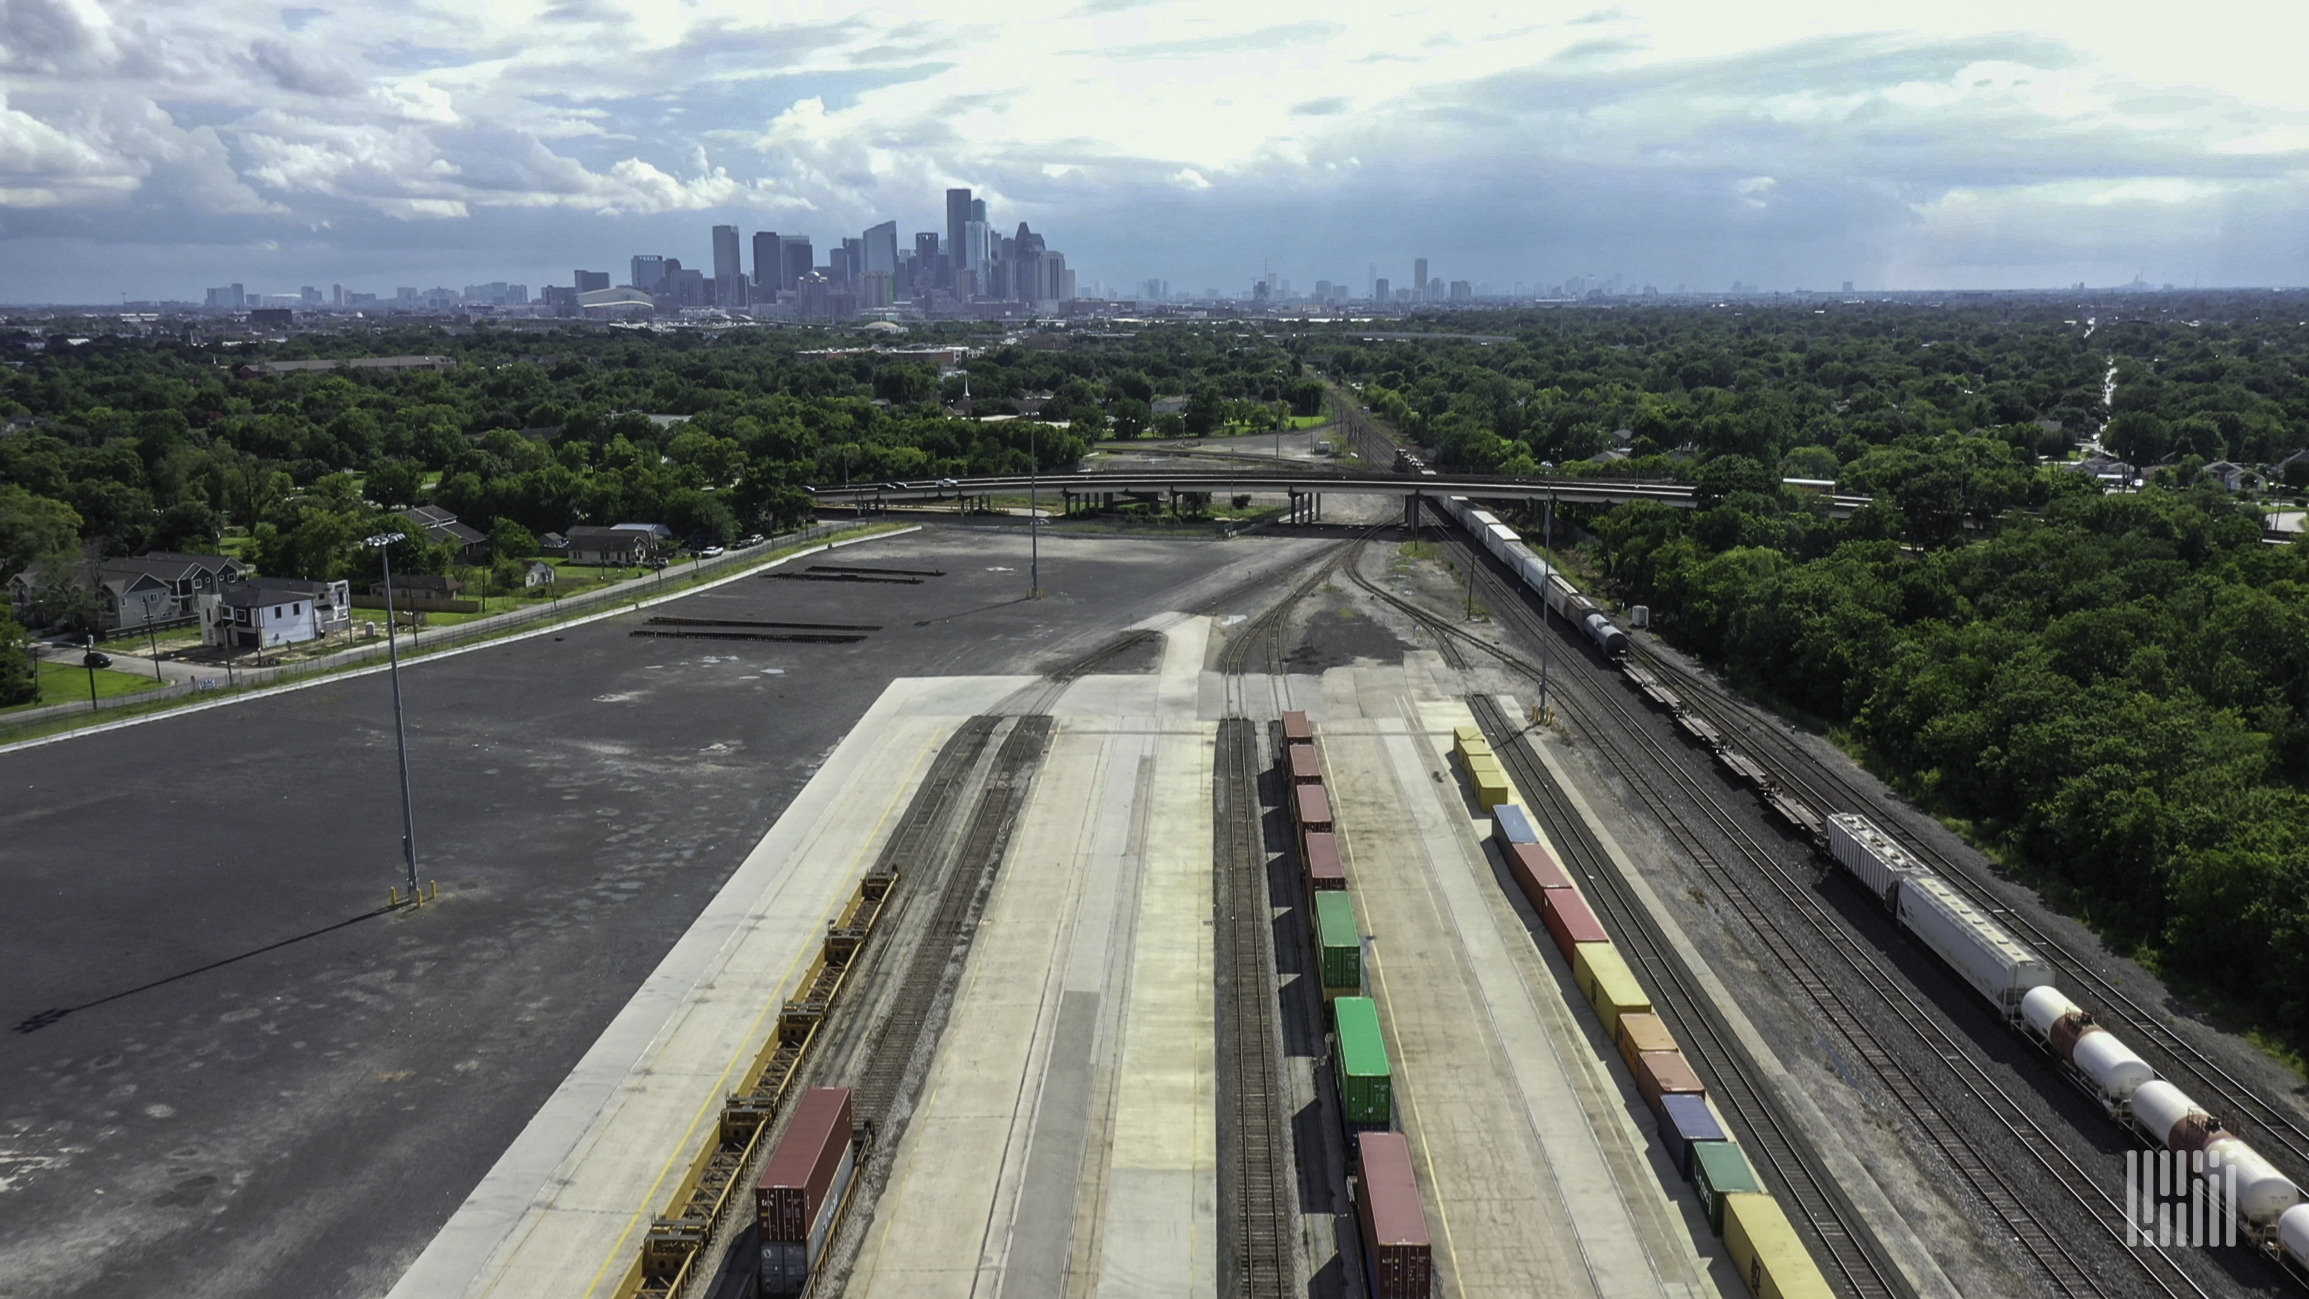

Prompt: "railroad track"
[1346,526,2212,1299]
[1335,554,1910,1299]
[1214,717,1295,1297]
[1642,649,2309,1188]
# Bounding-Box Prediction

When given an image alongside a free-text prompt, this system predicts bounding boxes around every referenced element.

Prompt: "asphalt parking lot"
[0,525,1315,1299]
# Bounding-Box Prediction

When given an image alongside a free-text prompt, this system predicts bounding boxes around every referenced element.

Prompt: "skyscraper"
[970,197,986,224]
[1414,259,1427,302]
[780,236,813,293]
[1375,278,1389,302]
[712,225,743,306]
[961,219,987,292]
[576,269,610,293]
[752,231,779,294]
[944,189,972,288]
[863,222,898,276]
[630,256,665,292]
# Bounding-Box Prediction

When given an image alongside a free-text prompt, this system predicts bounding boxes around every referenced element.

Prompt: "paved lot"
[0,526,1320,1299]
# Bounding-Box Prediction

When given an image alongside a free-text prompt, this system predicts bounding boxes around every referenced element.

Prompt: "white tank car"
[2277,1203,2309,1274]
[2201,1136,2304,1234]
[1894,874,2054,1016]
[2132,1080,2221,1151]
[2019,986,2156,1111]
[1827,812,1931,908]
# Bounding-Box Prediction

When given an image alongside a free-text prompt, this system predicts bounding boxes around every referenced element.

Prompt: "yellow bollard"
[389,887,399,908]
[428,880,438,902]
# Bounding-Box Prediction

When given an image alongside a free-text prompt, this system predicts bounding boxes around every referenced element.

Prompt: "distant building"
[236,355,453,379]
[630,255,666,293]
[712,225,745,307]
[204,284,245,309]
[1374,278,1389,302]
[579,287,655,318]
[946,189,973,289]
[863,221,898,276]
[1414,259,1428,301]
[780,237,813,294]
[576,270,610,293]
[523,561,557,589]
[751,231,779,295]
[396,506,488,559]
[564,526,656,566]
[249,308,293,329]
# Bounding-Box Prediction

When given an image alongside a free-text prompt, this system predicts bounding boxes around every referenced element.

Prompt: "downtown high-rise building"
[630,255,665,292]
[712,225,744,307]
[751,231,779,294]
[944,189,972,289]
[779,236,813,292]
[863,221,898,276]
[575,270,610,293]
[1414,259,1428,302]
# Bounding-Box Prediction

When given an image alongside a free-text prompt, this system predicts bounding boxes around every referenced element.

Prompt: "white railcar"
[1826,812,1930,908]
[2019,986,2155,1112]
[1894,874,2054,1017]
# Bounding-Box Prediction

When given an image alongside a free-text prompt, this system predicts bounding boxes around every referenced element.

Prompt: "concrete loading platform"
[384,672,1037,1299]
[844,614,1217,1298]
[1304,657,1725,1299]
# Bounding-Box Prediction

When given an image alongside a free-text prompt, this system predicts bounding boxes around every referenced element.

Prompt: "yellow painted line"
[562,722,945,1299]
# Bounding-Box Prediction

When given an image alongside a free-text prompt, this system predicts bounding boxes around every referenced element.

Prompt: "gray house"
[200,578,352,649]
[8,551,246,631]
[565,526,654,565]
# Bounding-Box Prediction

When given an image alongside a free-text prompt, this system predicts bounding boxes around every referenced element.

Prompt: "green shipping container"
[1333,996,1393,1127]
[1692,1141,1763,1236]
[1315,891,1362,993]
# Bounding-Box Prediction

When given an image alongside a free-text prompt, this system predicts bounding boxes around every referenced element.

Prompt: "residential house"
[564,526,654,566]
[538,531,569,556]
[397,505,489,559]
[2068,453,2138,487]
[523,561,557,588]
[7,553,243,631]
[200,578,352,649]
[2201,460,2259,493]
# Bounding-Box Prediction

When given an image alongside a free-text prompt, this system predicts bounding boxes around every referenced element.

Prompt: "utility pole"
[1538,491,1554,723]
[142,611,162,680]
[1029,421,1040,597]
[364,533,420,902]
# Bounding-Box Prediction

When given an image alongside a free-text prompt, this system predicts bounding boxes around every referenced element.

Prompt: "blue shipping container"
[1492,803,1538,845]
[1656,1093,1726,1180]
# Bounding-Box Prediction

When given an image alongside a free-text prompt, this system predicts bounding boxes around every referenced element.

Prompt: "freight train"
[1436,497,2309,1284]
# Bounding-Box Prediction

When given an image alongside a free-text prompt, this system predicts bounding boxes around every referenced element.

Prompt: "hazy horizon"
[4,0,2303,303]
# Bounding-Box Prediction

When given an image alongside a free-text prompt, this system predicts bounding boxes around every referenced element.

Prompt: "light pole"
[363,532,420,902]
[1538,490,1554,723]
[1028,421,1040,598]
[141,609,163,681]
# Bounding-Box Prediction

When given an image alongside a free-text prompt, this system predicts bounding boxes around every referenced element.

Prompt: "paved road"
[0,526,1315,1299]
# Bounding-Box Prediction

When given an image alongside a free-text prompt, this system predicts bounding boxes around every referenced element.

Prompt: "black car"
[81,651,111,669]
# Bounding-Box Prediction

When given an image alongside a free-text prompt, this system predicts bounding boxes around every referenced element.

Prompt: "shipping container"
[1466,759,1512,809]
[1452,723,1484,749]
[1634,1049,1706,1119]
[1541,886,1610,961]
[1491,803,1538,845]
[1615,1011,1678,1077]
[1333,996,1393,1130]
[1656,1093,1727,1181]
[1825,812,1929,908]
[1505,841,1572,909]
[1289,744,1324,785]
[1894,874,2052,1016]
[1723,1193,1834,1299]
[1294,783,1335,835]
[1355,1132,1433,1299]
[1315,890,1363,994]
[1305,830,1347,892]
[1692,1141,1762,1234]
[1283,710,1314,743]
[757,1087,857,1296]
[1572,943,1651,1036]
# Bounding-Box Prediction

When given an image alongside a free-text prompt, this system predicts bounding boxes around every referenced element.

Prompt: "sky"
[2,0,2305,303]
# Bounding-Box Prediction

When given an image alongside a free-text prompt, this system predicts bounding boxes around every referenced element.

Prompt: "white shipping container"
[1895,874,2053,1014]
[1826,812,1930,908]
[1484,522,1519,559]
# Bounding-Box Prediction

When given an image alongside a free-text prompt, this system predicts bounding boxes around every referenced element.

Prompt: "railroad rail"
[1388,520,2212,1298]
[1334,558,1911,1299]
[1215,717,1296,1296]
[1640,646,2309,1202]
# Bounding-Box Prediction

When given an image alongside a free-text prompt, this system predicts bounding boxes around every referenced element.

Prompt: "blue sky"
[1,0,2303,302]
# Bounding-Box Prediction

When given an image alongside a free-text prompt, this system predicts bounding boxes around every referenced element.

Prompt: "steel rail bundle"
[1400,515,2216,1299]
[1347,529,2213,1299]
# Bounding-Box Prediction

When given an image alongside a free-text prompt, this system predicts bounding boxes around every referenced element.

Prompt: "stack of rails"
[1485,796,1832,1299]
[614,862,899,1298]
[1279,710,1434,1297]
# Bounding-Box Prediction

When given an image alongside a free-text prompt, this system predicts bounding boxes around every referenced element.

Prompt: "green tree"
[0,484,83,582]
[366,458,424,509]
[0,607,34,706]
[489,517,537,559]
[1183,385,1223,437]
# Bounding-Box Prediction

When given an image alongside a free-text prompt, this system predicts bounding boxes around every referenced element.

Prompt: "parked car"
[699,546,725,558]
[82,651,111,669]
[736,534,765,548]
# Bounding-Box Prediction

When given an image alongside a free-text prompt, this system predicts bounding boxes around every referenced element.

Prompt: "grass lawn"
[5,660,169,713]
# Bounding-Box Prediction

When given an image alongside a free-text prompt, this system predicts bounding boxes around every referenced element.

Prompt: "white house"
[523,561,556,588]
[201,579,352,650]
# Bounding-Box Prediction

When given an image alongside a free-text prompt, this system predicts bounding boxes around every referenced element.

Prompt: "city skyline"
[3,2,2304,302]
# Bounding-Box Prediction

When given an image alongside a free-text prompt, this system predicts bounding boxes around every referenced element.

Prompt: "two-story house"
[200,578,353,650]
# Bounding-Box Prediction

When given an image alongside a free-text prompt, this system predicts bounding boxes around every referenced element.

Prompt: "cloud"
[1098,22,1342,60]
[1291,97,1347,116]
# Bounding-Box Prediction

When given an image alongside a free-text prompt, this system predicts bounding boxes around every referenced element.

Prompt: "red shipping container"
[1540,887,1608,961]
[1282,710,1314,742]
[1288,745,1323,785]
[1505,841,1571,909]
[1293,783,1334,834]
[1305,830,1346,891]
[1614,1011,1678,1078]
[1355,1132,1432,1299]
[757,1088,854,1243]
[1633,1049,1706,1118]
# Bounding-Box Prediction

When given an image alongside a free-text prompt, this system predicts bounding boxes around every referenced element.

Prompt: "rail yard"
[6,488,2309,1299]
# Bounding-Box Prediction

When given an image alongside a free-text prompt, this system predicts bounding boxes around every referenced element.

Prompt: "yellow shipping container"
[1571,942,1651,1036]
[1453,724,1484,748]
[1473,771,1512,808]
[1722,1193,1833,1299]
[1455,737,1493,764]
